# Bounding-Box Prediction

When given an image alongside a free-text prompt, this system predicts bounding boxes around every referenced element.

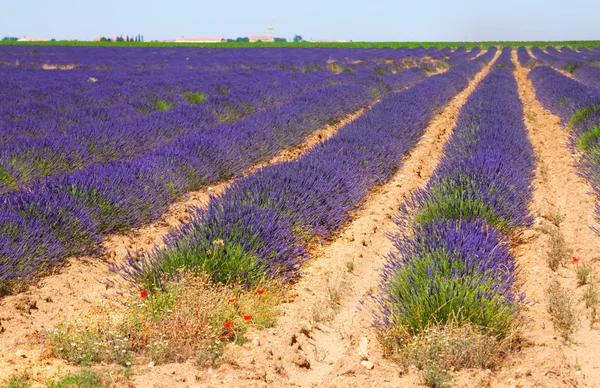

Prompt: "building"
[17,37,48,42]
[248,25,274,43]
[175,37,225,43]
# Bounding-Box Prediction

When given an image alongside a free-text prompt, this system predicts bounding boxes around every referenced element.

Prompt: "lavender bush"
[378,51,533,342]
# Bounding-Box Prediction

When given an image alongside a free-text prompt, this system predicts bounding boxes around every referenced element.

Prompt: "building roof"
[18,37,48,42]
[175,37,224,42]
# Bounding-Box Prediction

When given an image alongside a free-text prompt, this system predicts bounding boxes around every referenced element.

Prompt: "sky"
[1,0,599,42]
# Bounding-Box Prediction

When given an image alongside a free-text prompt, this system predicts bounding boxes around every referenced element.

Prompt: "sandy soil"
[0,108,367,385]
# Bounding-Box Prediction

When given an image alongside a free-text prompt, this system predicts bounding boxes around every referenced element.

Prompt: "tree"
[293,35,303,42]
[274,37,287,42]
[2,36,18,41]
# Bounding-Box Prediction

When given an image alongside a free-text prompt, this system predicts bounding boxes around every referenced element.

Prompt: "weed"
[345,259,355,273]
[576,263,592,286]
[196,341,225,367]
[182,91,207,104]
[325,272,349,306]
[577,125,600,151]
[46,369,110,388]
[310,303,334,324]
[584,280,598,309]
[369,86,382,100]
[1,371,31,388]
[386,323,511,374]
[570,104,600,126]
[47,273,282,366]
[539,164,548,180]
[546,282,578,341]
[153,99,172,111]
[421,365,452,388]
[547,231,568,271]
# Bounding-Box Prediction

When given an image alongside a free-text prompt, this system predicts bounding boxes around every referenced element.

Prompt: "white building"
[18,37,48,42]
[175,37,225,43]
[248,25,274,42]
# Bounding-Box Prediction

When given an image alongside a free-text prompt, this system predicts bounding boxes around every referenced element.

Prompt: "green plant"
[345,259,355,273]
[421,364,452,388]
[196,340,226,367]
[153,99,172,111]
[551,212,564,227]
[570,104,600,126]
[182,91,207,104]
[46,369,110,388]
[584,281,598,309]
[577,125,600,151]
[1,371,31,388]
[577,263,592,286]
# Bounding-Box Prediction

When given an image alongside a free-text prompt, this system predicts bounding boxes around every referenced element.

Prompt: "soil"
[3,50,600,388]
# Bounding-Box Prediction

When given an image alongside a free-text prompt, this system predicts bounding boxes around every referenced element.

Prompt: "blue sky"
[1,0,598,42]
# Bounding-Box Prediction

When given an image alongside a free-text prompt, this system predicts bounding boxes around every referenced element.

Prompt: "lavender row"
[516,47,538,68]
[528,66,600,221]
[494,47,516,70]
[377,51,534,342]
[118,48,497,291]
[573,66,600,89]
[0,46,451,71]
[0,65,433,294]
[0,45,466,193]
[0,68,370,192]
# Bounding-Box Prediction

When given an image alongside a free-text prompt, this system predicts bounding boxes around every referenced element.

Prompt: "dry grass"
[547,230,569,271]
[41,64,77,70]
[47,272,283,366]
[382,322,517,379]
[546,282,578,341]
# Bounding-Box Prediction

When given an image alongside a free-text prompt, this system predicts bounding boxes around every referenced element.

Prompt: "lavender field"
[1,45,600,387]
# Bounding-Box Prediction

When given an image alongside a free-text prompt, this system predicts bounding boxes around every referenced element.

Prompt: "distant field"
[2,40,600,48]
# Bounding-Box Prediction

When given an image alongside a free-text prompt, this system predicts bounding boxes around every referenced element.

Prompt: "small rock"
[253,337,261,346]
[358,337,369,360]
[148,361,155,367]
[361,360,374,370]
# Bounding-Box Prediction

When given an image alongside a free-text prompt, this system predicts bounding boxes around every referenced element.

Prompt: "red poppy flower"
[140,290,147,298]
[256,289,264,295]
[572,257,580,263]
[228,297,237,303]
[224,320,232,328]
[243,315,253,321]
